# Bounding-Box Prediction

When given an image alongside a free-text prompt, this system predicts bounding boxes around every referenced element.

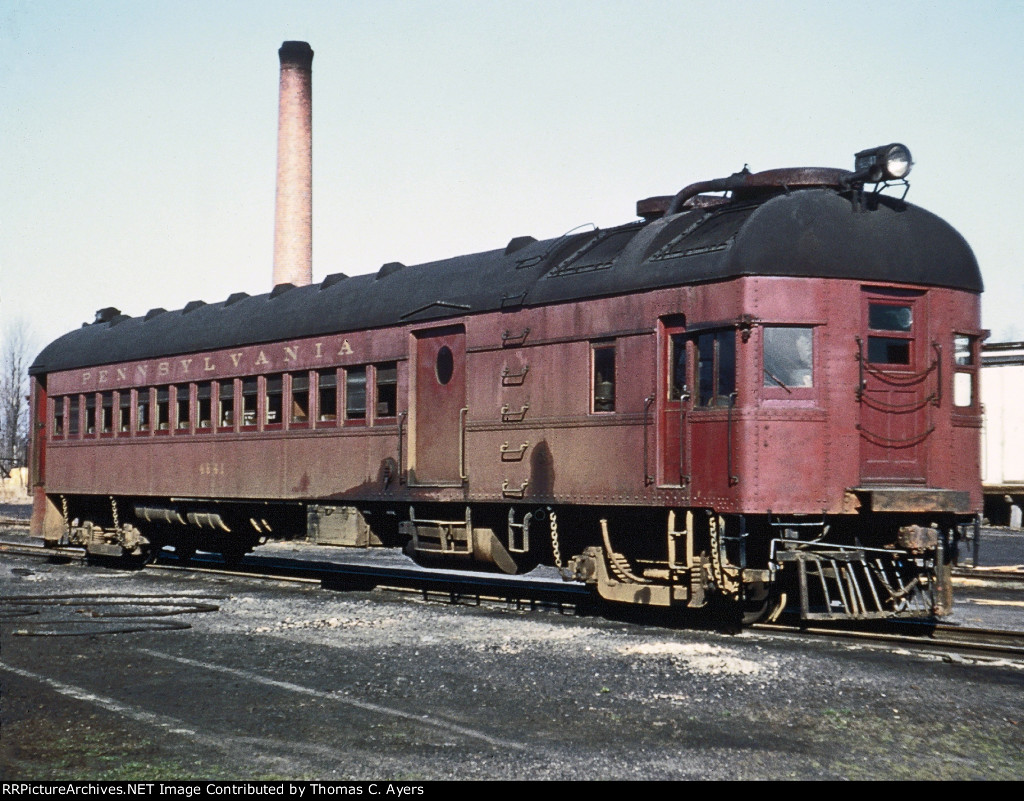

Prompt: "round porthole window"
[435,346,454,385]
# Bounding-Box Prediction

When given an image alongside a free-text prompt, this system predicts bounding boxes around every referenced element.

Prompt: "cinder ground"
[1,538,1022,781]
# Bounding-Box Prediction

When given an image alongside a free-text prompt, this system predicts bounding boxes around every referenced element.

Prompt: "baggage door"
[858,289,931,484]
[412,325,466,486]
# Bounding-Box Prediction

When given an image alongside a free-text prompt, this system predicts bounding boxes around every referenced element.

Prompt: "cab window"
[763,327,813,388]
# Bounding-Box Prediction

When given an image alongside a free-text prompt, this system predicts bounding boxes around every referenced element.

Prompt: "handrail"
[856,336,866,400]
[642,395,654,486]
[679,387,690,486]
[859,392,937,413]
[855,423,935,446]
[501,328,530,347]
[397,411,407,484]
[726,392,739,486]
[500,365,530,385]
[860,358,936,384]
[459,407,469,481]
[501,480,528,498]
[499,441,529,461]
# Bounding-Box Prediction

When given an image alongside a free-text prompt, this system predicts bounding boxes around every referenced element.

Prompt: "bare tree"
[0,318,34,475]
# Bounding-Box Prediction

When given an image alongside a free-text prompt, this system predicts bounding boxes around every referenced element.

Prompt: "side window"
[241,378,258,428]
[218,381,235,429]
[953,334,978,408]
[695,330,735,408]
[69,395,80,437]
[592,343,616,412]
[156,387,170,432]
[265,374,283,427]
[196,383,212,431]
[136,389,150,433]
[317,370,337,422]
[119,391,131,433]
[85,394,96,436]
[52,397,65,438]
[290,373,310,425]
[375,363,397,420]
[346,366,367,422]
[101,392,114,434]
[763,327,813,388]
[175,386,191,430]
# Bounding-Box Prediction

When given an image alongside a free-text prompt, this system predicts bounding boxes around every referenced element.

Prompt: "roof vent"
[320,272,348,290]
[144,308,167,321]
[182,300,206,314]
[505,236,537,255]
[93,307,120,324]
[224,292,250,307]
[270,282,296,298]
[376,261,406,280]
[636,196,673,222]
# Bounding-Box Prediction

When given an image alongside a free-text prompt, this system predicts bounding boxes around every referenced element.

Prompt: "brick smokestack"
[273,41,314,287]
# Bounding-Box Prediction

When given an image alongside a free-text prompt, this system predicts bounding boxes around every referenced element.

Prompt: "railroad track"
[3,536,1023,660]
[752,620,1024,660]
[0,538,590,612]
[954,566,1024,584]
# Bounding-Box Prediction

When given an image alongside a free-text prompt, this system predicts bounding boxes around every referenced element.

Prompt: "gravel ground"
[1,548,1022,781]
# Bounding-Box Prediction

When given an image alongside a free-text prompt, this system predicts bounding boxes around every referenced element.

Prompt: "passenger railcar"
[28,144,984,621]
[981,341,1024,527]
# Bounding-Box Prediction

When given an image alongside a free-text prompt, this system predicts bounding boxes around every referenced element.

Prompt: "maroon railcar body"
[28,149,984,621]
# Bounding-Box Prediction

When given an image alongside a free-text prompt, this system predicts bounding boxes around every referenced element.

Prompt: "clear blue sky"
[2,0,1023,357]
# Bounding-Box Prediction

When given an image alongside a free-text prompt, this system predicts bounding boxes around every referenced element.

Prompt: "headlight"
[854,143,913,182]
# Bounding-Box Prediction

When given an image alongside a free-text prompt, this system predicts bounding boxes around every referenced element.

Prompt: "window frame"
[118,390,131,434]
[264,374,284,430]
[196,382,213,433]
[760,325,817,404]
[693,329,736,410]
[84,393,97,438]
[100,391,115,437]
[154,386,171,436]
[68,395,80,437]
[865,300,916,367]
[315,369,338,426]
[374,362,398,423]
[591,341,616,414]
[51,396,66,439]
[952,332,981,411]
[344,365,368,425]
[217,380,236,432]
[240,377,259,431]
[289,371,311,428]
[173,384,192,433]
[136,388,152,435]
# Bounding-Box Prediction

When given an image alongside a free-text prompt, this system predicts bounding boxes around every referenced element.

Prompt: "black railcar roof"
[31,188,982,375]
